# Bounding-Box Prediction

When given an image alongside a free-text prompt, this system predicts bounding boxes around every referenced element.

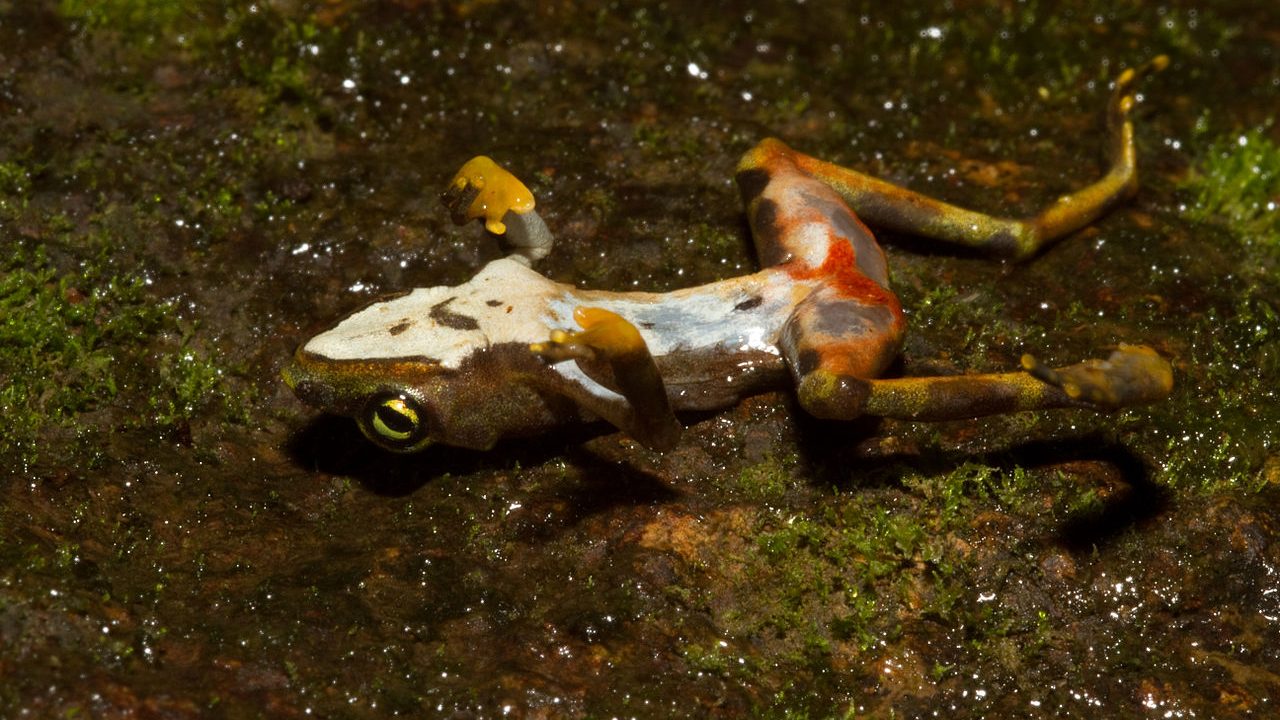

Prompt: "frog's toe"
[1113,55,1169,114]
[531,329,597,363]
[531,307,648,363]
[568,307,647,357]
[1022,344,1172,410]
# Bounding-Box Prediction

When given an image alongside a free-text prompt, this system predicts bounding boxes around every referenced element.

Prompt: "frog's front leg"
[440,156,555,264]
[530,307,682,451]
[798,345,1172,422]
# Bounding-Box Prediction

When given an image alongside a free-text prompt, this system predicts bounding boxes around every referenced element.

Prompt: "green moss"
[1154,7,1243,60]
[902,462,1040,520]
[0,245,148,461]
[1152,245,1280,491]
[60,0,335,110]
[0,161,31,198]
[632,120,713,163]
[656,222,751,289]
[228,14,331,104]
[679,642,737,677]
[153,346,232,427]
[1181,125,1280,247]
[730,491,951,657]
[735,454,798,503]
[0,160,32,222]
[1156,285,1280,493]
[57,0,189,43]
[705,459,1084,703]
[0,243,245,467]
[898,273,1053,376]
[580,187,618,223]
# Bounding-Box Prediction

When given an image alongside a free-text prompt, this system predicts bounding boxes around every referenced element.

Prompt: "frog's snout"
[281,361,322,405]
[280,362,299,391]
[281,362,323,405]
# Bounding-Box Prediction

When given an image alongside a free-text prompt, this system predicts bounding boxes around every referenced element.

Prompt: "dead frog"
[283,57,1172,454]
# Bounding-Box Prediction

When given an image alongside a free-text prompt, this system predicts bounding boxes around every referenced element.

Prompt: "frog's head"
[283,348,448,453]
[284,260,565,452]
[284,337,556,453]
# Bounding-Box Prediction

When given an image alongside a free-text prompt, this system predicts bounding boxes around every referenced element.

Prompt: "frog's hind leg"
[767,55,1168,260]
[800,345,1172,422]
[734,139,911,419]
[735,136,914,420]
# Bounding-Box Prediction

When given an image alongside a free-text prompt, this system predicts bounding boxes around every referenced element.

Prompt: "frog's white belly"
[304,257,800,369]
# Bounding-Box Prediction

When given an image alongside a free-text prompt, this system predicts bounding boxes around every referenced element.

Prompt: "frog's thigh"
[782,291,905,420]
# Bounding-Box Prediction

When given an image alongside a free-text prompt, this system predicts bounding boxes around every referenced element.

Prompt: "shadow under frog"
[283,57,1173,462]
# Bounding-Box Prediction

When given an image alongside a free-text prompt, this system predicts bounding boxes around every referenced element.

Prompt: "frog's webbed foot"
[440,156,554,264]
[441,156,533,233]
[531,306,682,451]
[1021,344,1173,410]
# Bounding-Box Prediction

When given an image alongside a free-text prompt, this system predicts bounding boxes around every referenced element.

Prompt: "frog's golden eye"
[360,392,432,452]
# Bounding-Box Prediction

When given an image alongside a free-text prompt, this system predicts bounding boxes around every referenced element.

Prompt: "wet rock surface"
[2,1,1278,717]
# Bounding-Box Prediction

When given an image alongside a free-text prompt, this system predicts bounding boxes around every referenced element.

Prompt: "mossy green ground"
[1183,124,1280,246]
[2,1,1279,717]
[0,242,238,468]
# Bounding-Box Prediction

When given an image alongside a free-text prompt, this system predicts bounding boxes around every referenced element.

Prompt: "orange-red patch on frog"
[787,232,901,314]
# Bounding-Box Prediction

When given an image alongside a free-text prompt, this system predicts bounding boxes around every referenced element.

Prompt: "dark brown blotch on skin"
[735,167,771,204]
[430,297,480,331]
[748,198,790,267]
